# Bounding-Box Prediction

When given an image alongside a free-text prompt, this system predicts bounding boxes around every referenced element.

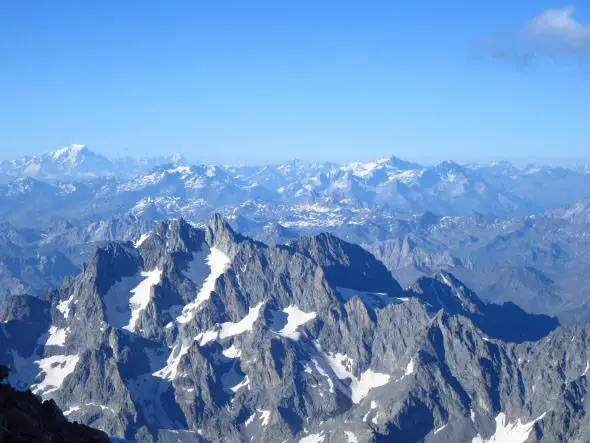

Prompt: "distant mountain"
[0,221,79,300]
[3,217,590,443]
[475,162,590,212]
[0,144,185,182]
[0,170,589,324]
[1,148,590,325]
[2,147,590,441]
[1,149,590,219]
[0,144,113,181]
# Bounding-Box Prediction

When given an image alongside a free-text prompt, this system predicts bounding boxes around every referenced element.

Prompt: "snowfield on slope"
[176,246,231,324]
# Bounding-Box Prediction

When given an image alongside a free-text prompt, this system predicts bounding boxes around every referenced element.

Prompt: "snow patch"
[63,405,81,415]
[404,359,415,377]
[258,409,271,426]
[472,412,546,443]
[153,342,191,381]
[221,365,249,393]
[311,358,335,394]
[230,375,250,393]
[344,431,358,443]
[197,302,265,346]
[32,354,80,395]
[217,302,265,339]
[270,305,317,340]
[440,273,454,288]
[57,294,75,318]
[434,424,447,435]
[176,247,231,324]
[133,233,150,248]
[64,403,117,416]
[123,269,162,333]
[222,344,242,359]
[45,326,69,347]
[324,352,390,403]
[299,432,325,443]
[102,274,142,328]
[245,413,257,427]
[157,304,263,380]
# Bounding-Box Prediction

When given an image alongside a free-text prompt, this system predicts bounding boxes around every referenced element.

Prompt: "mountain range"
[2,146,590,225]
[0,144,185,182]
[3,216,586,443]
[1,145,590,325]
[2,146,590,441]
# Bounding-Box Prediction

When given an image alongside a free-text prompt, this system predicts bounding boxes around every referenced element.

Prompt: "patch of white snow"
[45,326,69,347]
[133,233,150,248]
[472,412,546,443]
[123,269,162,333]
[32,354,80,395]
[271,305,317,340]
[176,247,231,324]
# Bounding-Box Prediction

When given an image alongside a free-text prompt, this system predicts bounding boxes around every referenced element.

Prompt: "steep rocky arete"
[0,216,587,442]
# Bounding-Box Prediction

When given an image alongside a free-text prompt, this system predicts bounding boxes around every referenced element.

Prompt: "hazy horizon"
[2,142,590,169]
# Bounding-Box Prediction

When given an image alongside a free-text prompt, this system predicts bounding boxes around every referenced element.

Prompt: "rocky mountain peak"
[292,232,403,296]
[410,271,485,315]
[206,213,243,254]
[0,217,584,442]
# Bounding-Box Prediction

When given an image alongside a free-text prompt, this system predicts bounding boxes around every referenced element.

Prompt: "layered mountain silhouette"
[1,147,590,327]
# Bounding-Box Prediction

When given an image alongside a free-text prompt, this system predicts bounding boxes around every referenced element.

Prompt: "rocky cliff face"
[0,380,110,442]
[0,216,588,442]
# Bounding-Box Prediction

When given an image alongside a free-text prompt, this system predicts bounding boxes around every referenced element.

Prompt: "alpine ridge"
[1,216,589,442]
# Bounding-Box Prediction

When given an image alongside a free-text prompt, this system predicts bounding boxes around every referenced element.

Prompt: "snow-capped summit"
[0,144,113,181]
[342,156,423,178]
[51,144,88,162]
[0,145,187,182]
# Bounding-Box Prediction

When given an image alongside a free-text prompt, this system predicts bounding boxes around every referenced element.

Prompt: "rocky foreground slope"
[0,216,588,442]
[0,376,109,442]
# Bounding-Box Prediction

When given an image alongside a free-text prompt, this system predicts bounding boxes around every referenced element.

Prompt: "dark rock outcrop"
[0,381,110,442]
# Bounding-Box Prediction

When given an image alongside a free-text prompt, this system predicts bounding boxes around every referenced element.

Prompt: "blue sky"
[0,1,589,164]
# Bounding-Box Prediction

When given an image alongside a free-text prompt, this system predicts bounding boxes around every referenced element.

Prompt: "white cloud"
[480,5,590,65]
[527,6,590,51]
[528,7,589,39]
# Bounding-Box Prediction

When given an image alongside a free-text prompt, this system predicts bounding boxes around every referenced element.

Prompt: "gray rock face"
[234,202,590,324]
[1,216,589,443]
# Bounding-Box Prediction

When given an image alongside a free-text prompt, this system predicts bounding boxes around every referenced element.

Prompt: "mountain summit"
[0,145,186,182]
[0,144,113,181]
